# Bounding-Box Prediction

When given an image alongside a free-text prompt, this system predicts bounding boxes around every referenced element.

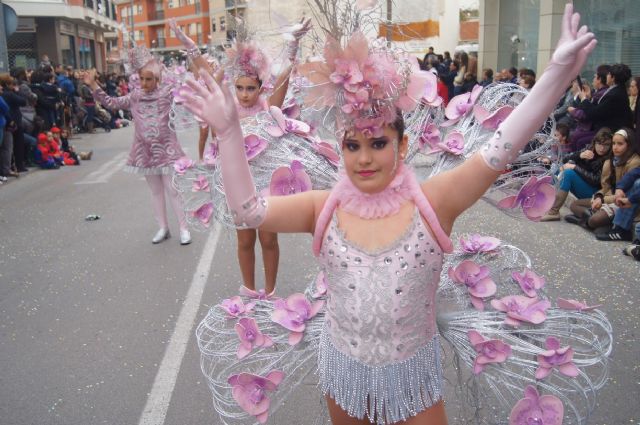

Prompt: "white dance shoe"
[152,228,170,244]
[180,229,192,245]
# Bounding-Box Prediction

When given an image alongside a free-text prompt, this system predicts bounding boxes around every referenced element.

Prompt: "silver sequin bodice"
[319,210,444,366]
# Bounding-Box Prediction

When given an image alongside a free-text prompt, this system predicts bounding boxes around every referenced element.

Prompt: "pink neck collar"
[235,96,268,119]
[335,163,413,219]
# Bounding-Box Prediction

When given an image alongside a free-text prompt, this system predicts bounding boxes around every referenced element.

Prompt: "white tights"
[145,174,187,231]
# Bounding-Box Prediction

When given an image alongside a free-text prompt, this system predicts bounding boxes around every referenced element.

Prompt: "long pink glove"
[480,4,596,170]
[286,18,312,62]
[169,18,201,59]
[179,70,267,227]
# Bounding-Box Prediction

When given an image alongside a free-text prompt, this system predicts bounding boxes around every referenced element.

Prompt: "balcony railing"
[156,38,166,48]
[225,0,246,9]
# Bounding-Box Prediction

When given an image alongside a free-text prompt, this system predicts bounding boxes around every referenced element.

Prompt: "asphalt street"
[0,125,637,425]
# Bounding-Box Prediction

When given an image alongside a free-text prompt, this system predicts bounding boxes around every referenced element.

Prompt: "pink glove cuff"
[231,193,268,228]
[480,128,520,171]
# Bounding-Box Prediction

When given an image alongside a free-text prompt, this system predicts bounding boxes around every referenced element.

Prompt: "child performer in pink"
[83,46,197,245]
[181,5,611,425]
[175,19,311,294]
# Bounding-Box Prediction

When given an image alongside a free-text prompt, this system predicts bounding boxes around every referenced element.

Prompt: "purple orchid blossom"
[220,296,256,319]
[271,293,324,345]
[227,371,284,424]
[535,336,579,380]
[437,131,465,155]
[235,317,274,359]
[497,175,556,221]
[312,141,340,166]
[265,106,311,138]
[473,104,514,130]
[192,202,214,227]
[329,58,364,91]
[442,85,482,126]
[192,175,210,192]
[173,156,195,174]
[421,71,443,107]
[556,298,602,311]
[509,385,564,425]
[448,260,497,310]
[203,142,218,166]
[244,134,268,161]
[459,234,501,254]
[491,295,551,327]
[419,123,441,151]
[512,268,545,297]
[353,116,385,138]
[269,160,312,196]
[467,330,512,374]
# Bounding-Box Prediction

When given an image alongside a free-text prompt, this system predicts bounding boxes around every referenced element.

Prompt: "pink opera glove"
[271,293,324,345]
[481,4,596,170]
[169,18,199,54]
[235,317,274,359]
[498,175,556,221]
[467,330,512,374]
[556,298,602,311]
[220,296,256,319]
[459,234,501,254]
[448,260,497,310]
[228,371,284,424]
[491,295,550,327]
[179,69,267,228]
[535,336,579,380]
[285,18,312,62]
[509,385,564,425]
[512,268,545,297]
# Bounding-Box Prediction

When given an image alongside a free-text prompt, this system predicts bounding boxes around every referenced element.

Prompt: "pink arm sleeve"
[93,87,132,111]
[218,121,267,228]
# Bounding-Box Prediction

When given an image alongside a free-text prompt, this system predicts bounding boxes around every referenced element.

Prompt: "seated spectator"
[34,133,59,169]
[554,79,581,127]
[542,127,612,221]
[566,127,640,232]
[598,166,640,242]
[460,72,478,94]
[538,122,573,168]
[519,74,535,90]
[51,126,79,165]
[44,130,64,166]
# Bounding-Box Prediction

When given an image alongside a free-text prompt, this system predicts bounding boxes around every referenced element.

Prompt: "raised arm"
[84,69,131,111]
[267,18,312,108]
[425,4,596,233]
[180,69,322,234]
[169,19,212,74]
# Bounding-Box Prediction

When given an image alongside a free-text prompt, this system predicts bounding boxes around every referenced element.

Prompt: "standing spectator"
[30,70,60,129]
[442,61,458,101]
[442,51,452,69]
[460,72,478,94]
[0,86,10,183]
[79,79,97,133]
[554,79,580,127]
[0,74,28,172]
[568,64,610,150]
[480,68,493,87]
[452,51,468,96]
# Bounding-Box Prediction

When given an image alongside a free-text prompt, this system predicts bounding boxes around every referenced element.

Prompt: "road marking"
[75,152,127,184]
[138,222,222,425]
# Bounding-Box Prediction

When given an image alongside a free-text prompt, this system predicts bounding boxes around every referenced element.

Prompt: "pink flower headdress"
[225,40,272,83]
[126,45,162,78]
[298,31,429,137]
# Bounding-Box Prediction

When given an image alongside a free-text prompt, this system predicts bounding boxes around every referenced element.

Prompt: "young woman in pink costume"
[83,47,195,245]
[183,6,610,425]
[175,19,311,295]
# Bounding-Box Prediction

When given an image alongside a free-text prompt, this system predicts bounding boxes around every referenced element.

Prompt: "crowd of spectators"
[0,55,131,183]
[419,48,640,260]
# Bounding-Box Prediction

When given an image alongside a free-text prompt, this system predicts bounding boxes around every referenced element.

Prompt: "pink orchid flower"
[220,296,256,318]
[271,293,324,345]
[312,271,328,299]
[448,260,497,310]
[341,88,371,114]
[421,71,443,107]
[173,156,195,174]
[312,141,340,166]
[491,295,551,327]
[436,131,465,155]
[473,104,514,130]
[192,202,213,227]
[459,234,501,254]
[497,175,556,221]
[281,100,300,119]
[235,317,274,359]
[556,298,602,311]
[467,330,512,374]
[244,134,268,161]
[354,116,385,138]
[419,123,441,151]
[269,160,312,196]
[203,142,218,165]
[228,371,284,424]
[192,175,210,192]
[442,85,482,125]
[509,385,564,425]
[239,286,276,300]
[535,336,579,380]
[329,58,363,91]
[395,65,431,111]
[265,106,311,138]
[512,268,545,298]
